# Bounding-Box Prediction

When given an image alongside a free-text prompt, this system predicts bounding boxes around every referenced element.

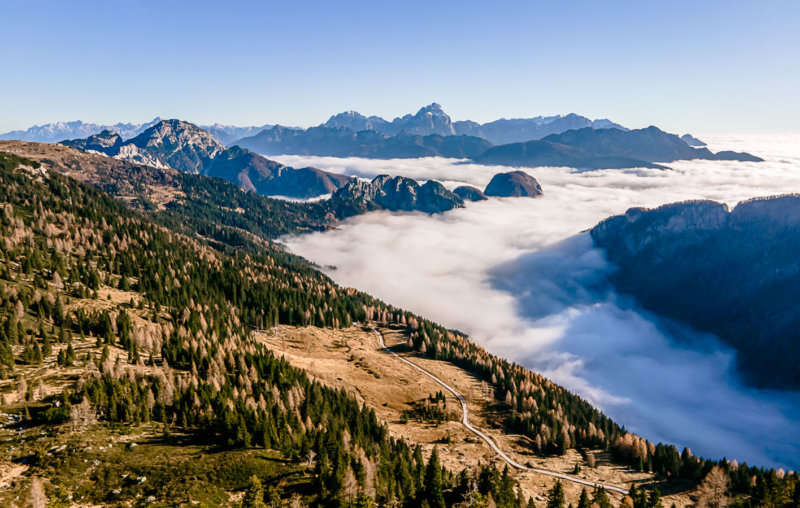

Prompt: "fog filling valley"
[275,135,800,470]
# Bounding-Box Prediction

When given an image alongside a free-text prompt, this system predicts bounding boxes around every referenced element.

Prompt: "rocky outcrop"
[62,130,124,153]
[330,175,463,215]
[483,171,543,198]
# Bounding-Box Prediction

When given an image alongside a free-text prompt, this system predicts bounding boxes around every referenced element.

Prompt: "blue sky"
[1,0,798,133]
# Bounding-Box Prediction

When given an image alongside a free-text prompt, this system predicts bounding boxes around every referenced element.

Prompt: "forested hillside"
[0,148,797,506]
[0,151,533,506]
[591,198,800,390]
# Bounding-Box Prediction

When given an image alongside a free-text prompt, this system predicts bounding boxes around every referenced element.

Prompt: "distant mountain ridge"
[476,126,761,169]
[235,125,493,159]
[237,105,759,169]
[321,103,627,144]
[202,123,275,145]
[0,117,162,142]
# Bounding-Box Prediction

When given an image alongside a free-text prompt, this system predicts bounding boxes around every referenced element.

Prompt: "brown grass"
[256,324,695,506]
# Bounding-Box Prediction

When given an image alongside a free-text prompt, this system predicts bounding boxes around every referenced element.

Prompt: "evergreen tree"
[546,480,565,508]
[243,475,266,508]
[424,446,446,508]
[577,488,591,508]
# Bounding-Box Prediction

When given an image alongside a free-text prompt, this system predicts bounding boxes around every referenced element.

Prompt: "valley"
[3,2,798,506]
[281,135,800,471]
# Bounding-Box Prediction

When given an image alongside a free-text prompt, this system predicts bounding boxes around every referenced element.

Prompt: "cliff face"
[591,195,800,390]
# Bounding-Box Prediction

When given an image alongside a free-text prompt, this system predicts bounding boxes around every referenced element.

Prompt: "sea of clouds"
[273,134,800,470]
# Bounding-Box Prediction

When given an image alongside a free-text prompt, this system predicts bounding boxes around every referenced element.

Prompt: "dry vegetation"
[0,141,184,209]
[257,325,695,507]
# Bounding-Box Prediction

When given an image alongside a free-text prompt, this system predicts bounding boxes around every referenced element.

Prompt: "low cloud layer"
[278,135,800,469]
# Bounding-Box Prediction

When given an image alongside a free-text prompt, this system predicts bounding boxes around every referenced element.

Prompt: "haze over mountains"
[3,104,760,172]
[0,118,272,146]
[234,104,759,169]
[0,118,163,142]
[323,103,627,144]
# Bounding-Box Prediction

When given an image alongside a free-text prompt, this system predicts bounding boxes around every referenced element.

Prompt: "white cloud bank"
[276,135,800,470]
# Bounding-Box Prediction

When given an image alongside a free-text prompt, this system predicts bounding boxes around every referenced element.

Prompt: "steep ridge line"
[372,329,630,496]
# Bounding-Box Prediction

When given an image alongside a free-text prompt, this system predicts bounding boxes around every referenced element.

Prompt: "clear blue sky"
[1,0,798,133]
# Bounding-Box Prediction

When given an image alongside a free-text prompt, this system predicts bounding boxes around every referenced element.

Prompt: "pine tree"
[546,480,565,508]
[577,488,591,508]
[243,475,266,508]
[424,446,446,508]
[592,487,613,508]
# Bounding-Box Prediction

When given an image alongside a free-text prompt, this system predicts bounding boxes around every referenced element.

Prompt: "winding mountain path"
[373,329,630,496]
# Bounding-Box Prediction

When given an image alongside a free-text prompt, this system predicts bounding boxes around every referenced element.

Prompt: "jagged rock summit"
[330,175,464,214]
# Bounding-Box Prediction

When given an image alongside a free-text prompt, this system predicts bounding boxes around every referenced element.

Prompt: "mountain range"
[235,125,493,159]
[202,123,275,145]
[61,120,354,199]
[322,103,627,144]
[233,105,759,169]
[2,105,761,171]
[0,117,162,142]
[591,196,800,390]
[0,103,622,147]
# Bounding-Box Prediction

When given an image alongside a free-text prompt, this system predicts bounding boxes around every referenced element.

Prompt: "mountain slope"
[543,126,760,163]
[60,120,353,199]
[205,145,353,198]
[123,119,227,173]
[474,139,665,170]
[591,196,800,389]
[61,129,124,153]
[475,127,761,169]
[0,150,526,507]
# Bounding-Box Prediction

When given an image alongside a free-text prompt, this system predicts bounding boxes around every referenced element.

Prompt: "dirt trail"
[373,329,630,496]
